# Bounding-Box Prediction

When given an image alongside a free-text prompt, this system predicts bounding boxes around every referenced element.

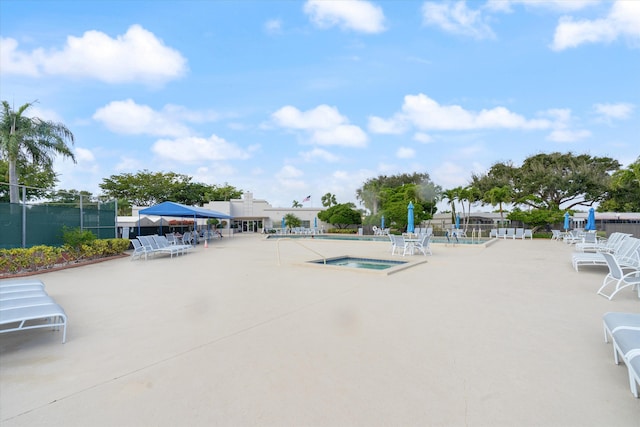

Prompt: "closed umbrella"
[585,208,596,231]
[314,216,318,231]
[563,212,570,231]
[407,202,415,233]
[455,213,460,229]
[381,215,385,230]
[282,216,286,232]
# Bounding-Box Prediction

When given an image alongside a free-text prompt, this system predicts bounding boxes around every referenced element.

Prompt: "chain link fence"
[0,183,117,249]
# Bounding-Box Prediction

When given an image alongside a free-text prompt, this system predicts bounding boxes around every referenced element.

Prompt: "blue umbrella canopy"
[585,208,596,231]
[381,215,385,229]
[314,217,318,228]
[455,213,460,229]
[407,202,415,233]
[281,216,286,230]
[563,212,570,231]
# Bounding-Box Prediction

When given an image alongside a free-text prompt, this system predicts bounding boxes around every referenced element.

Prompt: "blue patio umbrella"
[281,216,286,231]
[455,213,460,229]
[563,212,570,231]
[407,202,415,233]
[314,217,317,229]
[585,208,596,231]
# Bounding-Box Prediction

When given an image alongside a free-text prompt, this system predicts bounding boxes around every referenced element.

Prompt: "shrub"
[0,238,130,276]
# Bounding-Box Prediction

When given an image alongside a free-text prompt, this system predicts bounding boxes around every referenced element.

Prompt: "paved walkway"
[1,234,638,426]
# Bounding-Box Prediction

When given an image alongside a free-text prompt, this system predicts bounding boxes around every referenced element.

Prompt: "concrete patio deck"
[1,234,638,426]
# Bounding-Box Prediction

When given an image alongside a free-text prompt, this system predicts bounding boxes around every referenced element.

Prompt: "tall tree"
[291,200,302,208]
[599,157,640,212]
[484,185,513,221]
[0,158,58,202]
[317,203,361,229]
[321,192,337,207]
[99,170,224,206]
[472,152,620,210]
[356,172,437,215]
[0,100,75,203]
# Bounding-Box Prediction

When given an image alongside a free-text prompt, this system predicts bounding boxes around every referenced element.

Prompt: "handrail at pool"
[276,238,327,266]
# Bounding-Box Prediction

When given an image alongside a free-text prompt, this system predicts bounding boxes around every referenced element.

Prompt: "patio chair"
[390,235,410,256]
[628,352,640,398]
[505,228,516,239]
[603,312,640,344]
[413,234,432,256]
[563,229,583,245]
[551,230,562,240]
[0,278,45,289]
[497,228,506,239]
[130,238,150,260]
[597,251,640,300]
[609,328,640,397]
[523,229,533,240]
[514,228,524,239]
[574,231,599,252]
[1,285,68,344]
[571,235,637,272]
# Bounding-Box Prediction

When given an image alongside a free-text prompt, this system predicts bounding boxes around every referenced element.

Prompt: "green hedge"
[0,238,130,275]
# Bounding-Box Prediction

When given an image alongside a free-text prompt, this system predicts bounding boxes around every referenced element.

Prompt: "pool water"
[311,257,407,270]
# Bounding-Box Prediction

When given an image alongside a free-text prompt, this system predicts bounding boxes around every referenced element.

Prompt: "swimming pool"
[307,255,427,275]
[310,256,407,270]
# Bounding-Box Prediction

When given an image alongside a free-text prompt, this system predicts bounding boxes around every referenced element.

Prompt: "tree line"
[2,100,639,232]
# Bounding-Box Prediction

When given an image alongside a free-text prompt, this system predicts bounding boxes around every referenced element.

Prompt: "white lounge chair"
[628,352,640,398]
[413,234,432,256]
[523,229,533,240]
[504,228,515,239]
[0,278,45,289]
[571,236,638,272]
[130,238,150,260]
[610,328,640,397]
[0,300,68,343]
[597,251,640,300]
[603,312,640,344]
[514,228,524,239]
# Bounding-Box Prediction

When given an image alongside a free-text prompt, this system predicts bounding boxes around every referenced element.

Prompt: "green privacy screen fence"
[0,184,117,249]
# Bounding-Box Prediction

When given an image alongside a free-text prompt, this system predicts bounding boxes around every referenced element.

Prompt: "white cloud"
[300,148,340,162]
[422,1,495,39]
[152,134,252,163]
[93,99,219,137]
[413,132,433,143]
[396,147,415,159]
[547,129,591,142]
[304,0,386,34]
[370,93,551,133]
[486,0,600,13]
[75,147,95,162]
[551,1,640,50]
[0,25,187,85]
[368,115,407,134]
[275,165,306,191]
[272,104,368,147]
[115,156,143,171]
[432,161,469,189]
[264,19,283,34]
[593,102,634,120]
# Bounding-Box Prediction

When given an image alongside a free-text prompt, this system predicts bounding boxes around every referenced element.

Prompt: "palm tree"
[321,192,337,207]
[1,100,76,203]
[441,188,458,225]
[291,200,302,208]
[485,185,513,223]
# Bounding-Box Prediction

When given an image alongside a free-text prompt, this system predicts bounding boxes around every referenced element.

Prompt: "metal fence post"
[21,185,26,248]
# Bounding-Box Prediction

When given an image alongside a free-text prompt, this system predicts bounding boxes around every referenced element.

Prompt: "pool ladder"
[275,237,327,266]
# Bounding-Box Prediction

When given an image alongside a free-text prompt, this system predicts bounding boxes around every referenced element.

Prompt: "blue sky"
[1,0,638,210]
